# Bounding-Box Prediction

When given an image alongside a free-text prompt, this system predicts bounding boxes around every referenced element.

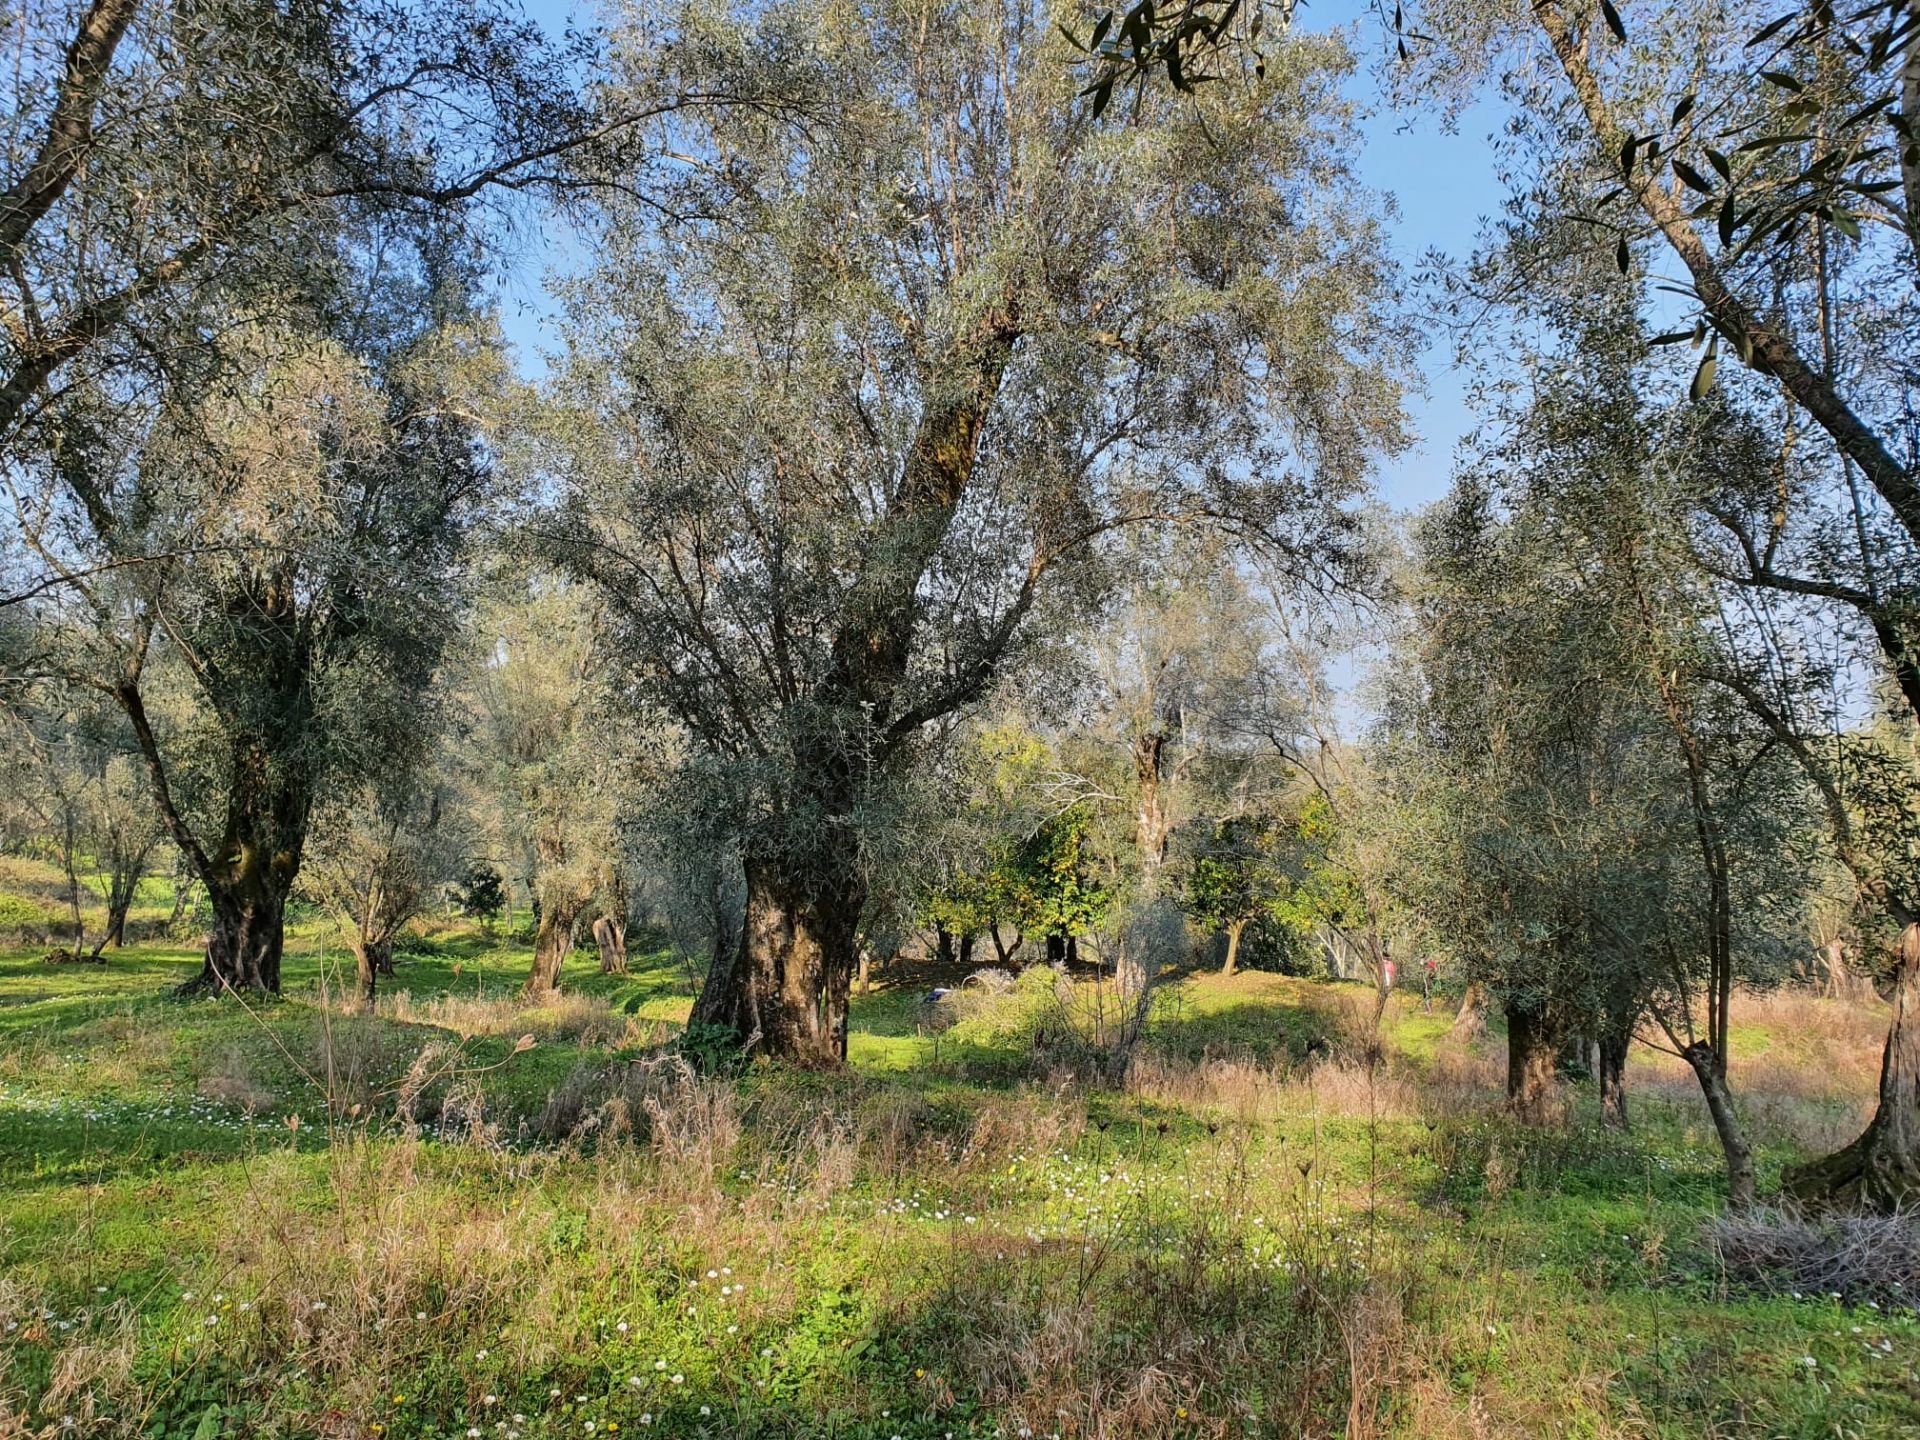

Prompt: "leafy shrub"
[455,863,505,921]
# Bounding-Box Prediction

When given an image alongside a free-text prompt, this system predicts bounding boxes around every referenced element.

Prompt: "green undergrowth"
[0,927,1914,1438]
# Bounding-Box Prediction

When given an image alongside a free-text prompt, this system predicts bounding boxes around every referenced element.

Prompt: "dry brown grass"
[383,989,650,1048]
[1617,987,1883,1151]
[1126,1047,1426,1126]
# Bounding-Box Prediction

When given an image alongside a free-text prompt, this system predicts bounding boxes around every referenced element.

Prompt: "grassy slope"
[0,919,1915,1440]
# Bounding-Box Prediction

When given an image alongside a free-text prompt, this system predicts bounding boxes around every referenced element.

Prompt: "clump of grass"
[1705,1205,1920,1310]
[386,988,642,1048]
[196,1043,279,1113]
[534,1052,741,1174]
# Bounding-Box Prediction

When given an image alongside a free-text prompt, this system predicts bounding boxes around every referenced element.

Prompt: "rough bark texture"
[523,898,581,997]
[684,333,1014,1063]
[130,710,309,998]
[689,860,861,1065]
[1598,1027,1631,1131]
[194,877,287,995]
[1134,729,1173,900]
[352,937,392,1014]
[1506,1001,1562,1125]
[1682,1040,1757,1210]
[594,915,628,975]
[1785,924,1920,1212]
[1451,982,1489,1040]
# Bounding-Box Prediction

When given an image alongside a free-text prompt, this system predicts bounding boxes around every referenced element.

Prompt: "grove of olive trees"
[3,0,1920,1434]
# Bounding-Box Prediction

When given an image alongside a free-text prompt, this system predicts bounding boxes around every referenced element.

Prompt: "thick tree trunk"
[1598,1026,1630,1130]
[524,899,580,997]
[1451,981,1489,1040]
[1681,1040,1757,1210]
[1785,923,1920,1212]
[958,930,976,969]
[690,859,862,1064]
[174,737,309,997]
[935,925,955,968]
[351,937,391,1014]
[102,898,129,950]
[594,915,628,975]
[1506,1001,1562,1124]
[1134,729,1174,900]
[186,876,287,995]
[1222,920,1245,977]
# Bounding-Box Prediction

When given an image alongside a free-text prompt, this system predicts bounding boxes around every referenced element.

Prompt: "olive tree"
[0,0,800,997]
[19,257,506,994]
[456,577,639,998]
[1076,0,1920,1211]
[539,0,1406,1063]
[306,770,467,1013]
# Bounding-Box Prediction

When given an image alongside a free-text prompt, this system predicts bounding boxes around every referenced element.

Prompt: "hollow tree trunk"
[1681,1040,1756,1210]
[1786,922,1920,1212]
[690,858,863,1064]
[1222,919,1246,977]
[1506,1000,1562,1125]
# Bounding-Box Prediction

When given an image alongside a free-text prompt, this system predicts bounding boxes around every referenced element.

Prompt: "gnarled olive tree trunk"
[594,915,628,974]
[1598,1026,1631,1131]
[1786,922,1920,1212]
[524,893,585,997]
[685,335,1012,1064]
[689,857,863,1065]
[180,741,310,996]
[1506,1000,1562,1125]
[118,657,312,998]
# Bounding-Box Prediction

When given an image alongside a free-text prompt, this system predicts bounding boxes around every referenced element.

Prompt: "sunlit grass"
[0,924,1911,1438]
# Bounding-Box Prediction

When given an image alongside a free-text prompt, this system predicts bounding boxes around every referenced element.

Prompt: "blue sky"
[501,1,1512,515]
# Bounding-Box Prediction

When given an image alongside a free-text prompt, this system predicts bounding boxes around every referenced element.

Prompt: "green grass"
[0,923,1915,1439]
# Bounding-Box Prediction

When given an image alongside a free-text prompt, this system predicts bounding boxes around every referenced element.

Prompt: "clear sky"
[500,1,1513,516]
